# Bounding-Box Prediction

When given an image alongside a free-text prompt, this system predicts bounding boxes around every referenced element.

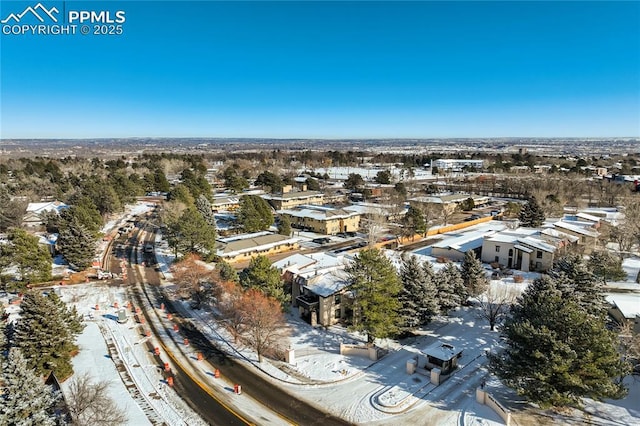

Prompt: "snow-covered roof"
[432,230,495,252]
[553,221,599,238]
[279,205,360,221]
[423,341,462,361]
[273,252,345,277]
[576,212,601,223]
[517,236,556,253]
[262,190,323,201]
[25,201,67,214]
[216,233,299,257]
[343,202,407,217]
[212,196,240,206]
[303,269,351,297]
[540,228,580,243]
[484,228,538,243]
[606,293,640,319]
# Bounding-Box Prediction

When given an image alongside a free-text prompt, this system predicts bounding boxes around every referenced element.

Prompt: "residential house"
[551,220,599,253]
[482,229,557,272]
[211,196,241,212]
[261,185,324,210]
[343,202,407,222]
[274,253,349,327]
[278,205,361,235]
[22,201,68,228]
[215,232,299,263]
[606,294,640,334]
[409,193,490,215]
[431,229,497,262]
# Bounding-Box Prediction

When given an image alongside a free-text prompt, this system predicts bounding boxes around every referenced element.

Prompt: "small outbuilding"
[422,341,463,375]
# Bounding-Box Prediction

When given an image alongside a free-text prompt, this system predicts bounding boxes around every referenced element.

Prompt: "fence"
[375,215,497,249]
[340,343,379,361]
[476,387,511,425]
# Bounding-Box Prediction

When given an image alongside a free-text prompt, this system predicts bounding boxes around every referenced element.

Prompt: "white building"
[432,159,484,171]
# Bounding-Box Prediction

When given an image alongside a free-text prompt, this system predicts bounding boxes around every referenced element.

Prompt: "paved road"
[109,229,248,426]
[116,219,350,426]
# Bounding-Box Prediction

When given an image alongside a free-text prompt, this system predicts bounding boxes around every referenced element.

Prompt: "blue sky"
[1,1,638,138]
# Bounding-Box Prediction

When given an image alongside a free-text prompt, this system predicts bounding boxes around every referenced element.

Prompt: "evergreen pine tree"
[277,216,292,236]
[56,217,96,270]
[0,348,58,426]
[239,255,288,307]
[435,263,464,312]
[420,261,439,322]
[196,195,217,228]
[460,250,489,297]
[490,276,629,407]
[519,197,545,227]
[550,254,607,315]
[166,207,217,258]
[346,248,402,343]
[217,260,239,283]
[237,195,274,232]
[12,293,83,380]
[588,250,628,283]
[4,228,52,283]
[398,255,425,331]
[398,255,438,331]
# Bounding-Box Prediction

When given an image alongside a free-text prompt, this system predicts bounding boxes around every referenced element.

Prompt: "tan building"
[215,232,299,263]
[552,220,599,253]
[409,194,490,215]
[278,205,361,235]
[274,253,349,327]
[261,185,324,210]
[211,196,240,212]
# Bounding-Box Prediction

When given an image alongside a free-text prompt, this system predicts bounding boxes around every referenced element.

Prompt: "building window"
[334,294,341,305]
[537,251,543,259]
[335,309,341,319]
[495,245,500,253]
[508,249,513,257]
[494,256,499,263]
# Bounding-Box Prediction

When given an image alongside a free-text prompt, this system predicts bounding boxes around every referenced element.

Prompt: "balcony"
[296,294,319,310]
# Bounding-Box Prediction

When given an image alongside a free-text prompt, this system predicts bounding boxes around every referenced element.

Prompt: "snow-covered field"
[58,284,206,426]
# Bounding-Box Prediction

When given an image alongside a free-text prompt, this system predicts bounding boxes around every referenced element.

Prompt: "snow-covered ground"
[59,321,151,426]
[58,284,206,426]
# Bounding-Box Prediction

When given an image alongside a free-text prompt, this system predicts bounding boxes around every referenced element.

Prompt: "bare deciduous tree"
[216,280,246,344]
[171,253,213,304]
[241,288,289,362]
[476,285,519,331]
[65,373,128,426]
[618,321,640,363]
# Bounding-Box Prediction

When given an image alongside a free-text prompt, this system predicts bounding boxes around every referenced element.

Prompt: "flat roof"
[304,270,351,297]
[553,221,599,238]
[262,190,323,201]
[606,293,640,319]
[217,233,299,256]
[432,230,495,252]
[279,206,360,221]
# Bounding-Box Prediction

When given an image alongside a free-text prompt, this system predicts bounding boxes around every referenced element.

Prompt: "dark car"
[312,237,331,244]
